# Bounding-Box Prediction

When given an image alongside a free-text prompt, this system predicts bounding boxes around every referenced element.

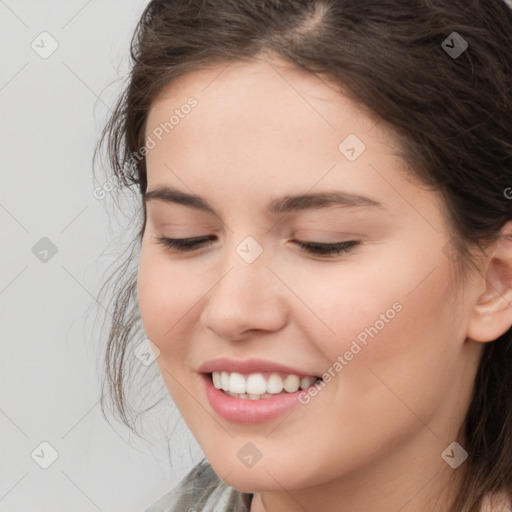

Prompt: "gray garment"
[145,460,253,512]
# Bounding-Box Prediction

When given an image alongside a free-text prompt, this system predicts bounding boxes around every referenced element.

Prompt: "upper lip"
[198,357,320,378]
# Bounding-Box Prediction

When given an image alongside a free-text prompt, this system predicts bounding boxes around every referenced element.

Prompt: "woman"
[95,1,512,510]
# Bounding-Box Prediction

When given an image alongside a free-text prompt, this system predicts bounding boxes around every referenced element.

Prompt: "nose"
[199,248,290,341]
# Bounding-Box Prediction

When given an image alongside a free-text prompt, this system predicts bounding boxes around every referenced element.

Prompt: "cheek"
[137,247,198,348]
[294,253,460,400]
[137,249,203,406]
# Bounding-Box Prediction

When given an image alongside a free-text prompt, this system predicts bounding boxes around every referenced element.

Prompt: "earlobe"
[466,222,512,343]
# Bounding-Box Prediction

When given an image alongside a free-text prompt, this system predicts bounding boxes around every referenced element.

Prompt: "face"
[137,55,484,504]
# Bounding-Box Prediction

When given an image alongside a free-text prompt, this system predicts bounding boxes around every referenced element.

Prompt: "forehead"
[146,54,386,141]
[141,55,434,225]
[146,56,399,168]
[149,54,347,116]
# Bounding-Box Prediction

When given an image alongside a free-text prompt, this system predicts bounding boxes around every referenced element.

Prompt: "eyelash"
[156,236,359,257]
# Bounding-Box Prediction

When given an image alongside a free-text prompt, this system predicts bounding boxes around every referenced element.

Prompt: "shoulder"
[479,490,512,512]
[144,459,253,512]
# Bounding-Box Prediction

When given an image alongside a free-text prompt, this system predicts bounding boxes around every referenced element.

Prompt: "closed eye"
[156,236,360,257]
[294,240,359,256]
[157,235,215,252]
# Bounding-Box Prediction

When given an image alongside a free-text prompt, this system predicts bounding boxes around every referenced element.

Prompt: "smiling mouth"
[208,371,323,400]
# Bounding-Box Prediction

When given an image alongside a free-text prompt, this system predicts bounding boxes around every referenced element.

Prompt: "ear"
[467,221,512,343]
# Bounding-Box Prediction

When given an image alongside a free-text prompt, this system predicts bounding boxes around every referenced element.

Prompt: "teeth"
[221,371,230,390]
[283,375,300,393]
[229,372,246,393]
[225,391,276,400]
[211,371,319,396]
[300,376,316,389]
[247,373,267,394]
[212,372,221,389]
[266,374,283,394]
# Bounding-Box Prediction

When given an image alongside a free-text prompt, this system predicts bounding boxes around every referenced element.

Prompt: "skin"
[137,53,512,512]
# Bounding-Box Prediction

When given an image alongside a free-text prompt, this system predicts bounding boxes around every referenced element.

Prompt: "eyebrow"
[144,185,385,214]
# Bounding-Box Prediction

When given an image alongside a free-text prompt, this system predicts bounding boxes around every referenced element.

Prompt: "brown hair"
[94,1,512,510]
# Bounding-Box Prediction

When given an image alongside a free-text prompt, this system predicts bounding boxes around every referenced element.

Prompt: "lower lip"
[201,373,313,424]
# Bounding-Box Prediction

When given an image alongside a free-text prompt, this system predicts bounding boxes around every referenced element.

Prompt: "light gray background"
[0,1,203,511]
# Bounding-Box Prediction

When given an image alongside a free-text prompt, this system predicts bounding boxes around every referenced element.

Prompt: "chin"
[211,459,311,494]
